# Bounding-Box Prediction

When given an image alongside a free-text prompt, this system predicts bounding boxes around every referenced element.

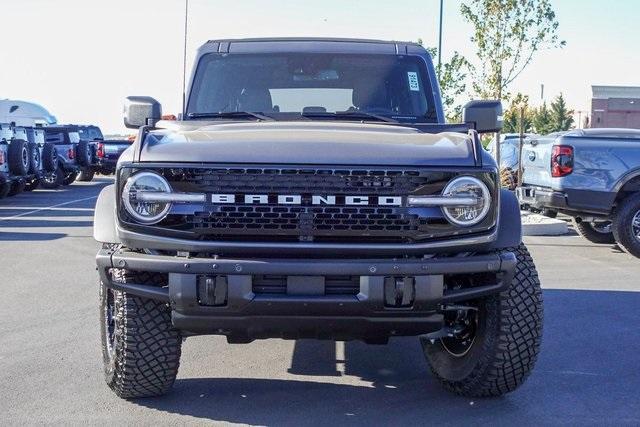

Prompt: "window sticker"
[407,72,420,91]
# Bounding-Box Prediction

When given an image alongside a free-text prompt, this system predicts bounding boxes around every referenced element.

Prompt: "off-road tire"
[63,171,77,185]
[24,177,41,191]
[612,193,640,258]
[41,143,58,172]
[41,165,64,189]
[77,141,92,167]
[8,139,30,176]
[77,167,95,182]
[421,244,543,397]
[0,172,11,198]
[27,142,41,174]
[573,219,615,244]
[100,269,181,398]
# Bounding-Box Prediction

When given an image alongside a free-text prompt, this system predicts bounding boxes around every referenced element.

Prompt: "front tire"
[77,167,95,182]
[573,219,615,244]
[612,193,640,258]
[100,269,182,399]
[421,244,543,397]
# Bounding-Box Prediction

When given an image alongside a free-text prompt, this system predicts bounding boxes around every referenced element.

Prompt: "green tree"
[532,102,554,135]
[549,93,574,131]
[502,93,534,133]
[460,0,565,100]
[423,46,471,122]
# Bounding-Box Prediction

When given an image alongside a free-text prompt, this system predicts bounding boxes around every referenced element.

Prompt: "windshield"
[187,53,437,122]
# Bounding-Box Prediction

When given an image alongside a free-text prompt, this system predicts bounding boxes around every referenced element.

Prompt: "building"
[591,85,640,129]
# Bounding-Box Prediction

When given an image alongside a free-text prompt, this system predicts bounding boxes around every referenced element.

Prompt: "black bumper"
[97,248,516,341]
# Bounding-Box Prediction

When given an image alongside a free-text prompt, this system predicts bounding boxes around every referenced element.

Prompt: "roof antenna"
[182,0,189,118]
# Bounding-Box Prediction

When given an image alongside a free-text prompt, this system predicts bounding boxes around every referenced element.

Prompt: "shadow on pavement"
[0,219,93,228]
[134,289,640,425]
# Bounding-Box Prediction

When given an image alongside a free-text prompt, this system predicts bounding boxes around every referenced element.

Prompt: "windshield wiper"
[187,111,275,121]
[301,111,397,123]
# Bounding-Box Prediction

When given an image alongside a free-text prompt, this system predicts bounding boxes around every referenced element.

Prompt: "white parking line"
[0,196,98,222]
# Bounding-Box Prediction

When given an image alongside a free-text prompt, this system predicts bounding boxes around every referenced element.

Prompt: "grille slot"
[252,275,360,295]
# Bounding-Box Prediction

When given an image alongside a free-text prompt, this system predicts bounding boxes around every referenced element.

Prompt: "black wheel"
[8,139,30,176]
[63,170,78,185]
[77,167,95,182]
[573,219,616,244]
[612,193,640,258]
[24,177,41,191]
[100,268,182,398]
[542,208,558,219]
[41,165,64,189]
[7,178,26,196]
[421,244,543,397]
[41,143,58,172]
[0,172,11,198]
[77,141,92,167]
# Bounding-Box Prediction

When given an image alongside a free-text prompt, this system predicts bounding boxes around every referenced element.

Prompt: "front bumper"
[97,248,516,341]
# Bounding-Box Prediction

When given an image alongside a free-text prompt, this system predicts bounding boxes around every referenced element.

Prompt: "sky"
[2,0,639,134]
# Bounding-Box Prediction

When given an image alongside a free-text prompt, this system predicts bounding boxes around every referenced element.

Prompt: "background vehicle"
[518,128,640,257]
[93,138,131,175]
[0,123,30,197]
[0,99,57,127]
[487,133,539,192]
[24,127,58,191]
[75,125,103,181]
[94,38,542,400]
[41,126,83,188]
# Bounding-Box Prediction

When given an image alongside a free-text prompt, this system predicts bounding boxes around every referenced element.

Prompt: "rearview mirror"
[123,96,162,129]
[462,100,503,133]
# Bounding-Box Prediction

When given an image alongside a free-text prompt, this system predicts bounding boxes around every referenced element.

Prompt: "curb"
[521,212,569,236]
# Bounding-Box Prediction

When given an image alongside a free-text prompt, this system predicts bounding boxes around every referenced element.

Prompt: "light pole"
[438,0,443,76]
[182,0,189,116]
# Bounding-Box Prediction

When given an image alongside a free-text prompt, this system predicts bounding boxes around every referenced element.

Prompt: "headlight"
[122,171,172,224]
[441,176,491,226]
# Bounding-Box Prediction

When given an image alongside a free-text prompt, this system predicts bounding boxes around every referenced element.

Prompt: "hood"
[139,121,476,167]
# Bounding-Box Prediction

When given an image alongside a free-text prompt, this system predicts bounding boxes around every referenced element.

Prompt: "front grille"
[121,165,496,244]
[253,275,360,295]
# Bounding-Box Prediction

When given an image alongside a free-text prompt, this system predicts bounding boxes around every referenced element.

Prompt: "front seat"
[237,88,274,112]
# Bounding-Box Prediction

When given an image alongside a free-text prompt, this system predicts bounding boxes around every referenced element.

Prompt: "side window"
[45,132,65,144]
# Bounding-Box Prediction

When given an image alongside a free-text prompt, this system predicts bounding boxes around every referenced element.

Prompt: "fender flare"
[490,189,522,249]
[613,168,640,193]
[93,184,120,244]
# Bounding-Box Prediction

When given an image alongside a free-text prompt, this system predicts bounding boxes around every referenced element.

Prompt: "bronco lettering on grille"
[209,194,403,206]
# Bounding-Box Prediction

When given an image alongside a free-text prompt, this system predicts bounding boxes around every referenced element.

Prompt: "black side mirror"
[123,96,162,129]
[462,100,503,133]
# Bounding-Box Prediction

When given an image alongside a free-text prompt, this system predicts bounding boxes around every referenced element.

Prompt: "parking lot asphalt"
[1,179,639,426]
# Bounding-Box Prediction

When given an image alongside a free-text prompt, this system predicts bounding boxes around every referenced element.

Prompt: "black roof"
[199,37,427,56]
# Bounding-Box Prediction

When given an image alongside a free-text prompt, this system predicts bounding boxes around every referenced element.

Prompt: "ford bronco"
[94,38,543,399]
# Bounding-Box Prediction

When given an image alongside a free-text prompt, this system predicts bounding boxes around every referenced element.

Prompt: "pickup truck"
[41,125,85,188]
[93,138,131,175]
[93,38,543,399]
[517,128,640,257]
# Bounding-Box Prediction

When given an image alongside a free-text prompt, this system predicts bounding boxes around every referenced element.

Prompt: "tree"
[460,0,565,100]
[532,102,554,135]
[423,45,471,122]
[549,93,574,131]
[502,93,534,133]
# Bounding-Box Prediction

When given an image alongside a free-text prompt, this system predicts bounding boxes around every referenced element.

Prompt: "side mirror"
[123,96,162,129]
[462,100,503,133]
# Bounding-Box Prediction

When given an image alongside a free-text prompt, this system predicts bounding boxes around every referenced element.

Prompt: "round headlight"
[122,171,172,224]
[441,176,491,226]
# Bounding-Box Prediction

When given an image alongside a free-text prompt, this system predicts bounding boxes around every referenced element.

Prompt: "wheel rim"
[21,147,29,168]
[440,309,478,358]
[592,221,612,234]
[104,289,117,359]
[632,211,640,242]
[43,171,56,184]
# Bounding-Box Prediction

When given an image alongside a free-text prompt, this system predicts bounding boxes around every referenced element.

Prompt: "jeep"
[94,38,543,399]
